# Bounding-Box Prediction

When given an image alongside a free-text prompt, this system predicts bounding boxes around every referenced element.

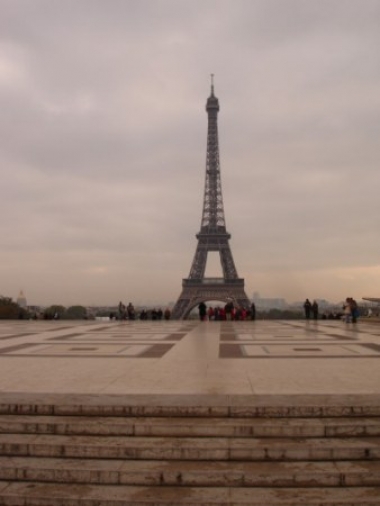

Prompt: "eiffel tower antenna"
[172,82,251,319]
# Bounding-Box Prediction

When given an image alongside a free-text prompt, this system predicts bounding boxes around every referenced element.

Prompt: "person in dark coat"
[250,302,256,321]
[303,299,312,319]
[311,300,319,320]
[224,301,234,321]
[198,301,207,321]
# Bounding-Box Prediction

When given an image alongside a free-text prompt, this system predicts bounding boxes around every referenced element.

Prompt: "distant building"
[16,290,27,308]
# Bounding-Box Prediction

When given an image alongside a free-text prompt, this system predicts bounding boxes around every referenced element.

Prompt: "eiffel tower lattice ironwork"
[172,79,251,319]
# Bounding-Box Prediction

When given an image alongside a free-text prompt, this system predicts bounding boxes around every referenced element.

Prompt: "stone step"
[1,400,380,418]
[0,433,380,461]
[0,482,380,505]
[1,456,380,487]
[1,414,380,438]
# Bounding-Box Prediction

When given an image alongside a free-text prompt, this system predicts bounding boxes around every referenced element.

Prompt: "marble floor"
[0,319,379,398]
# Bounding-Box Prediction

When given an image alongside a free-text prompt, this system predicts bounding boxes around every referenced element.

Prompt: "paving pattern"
[0,319,380,359]
[219,320,380,358]
[0,319,380,396]
[0,321,197,358]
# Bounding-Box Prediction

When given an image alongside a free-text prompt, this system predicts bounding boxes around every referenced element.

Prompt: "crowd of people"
[114,302,171,321]
[113,300,257,322]
[114,298,365,323]
[198,301,256,321]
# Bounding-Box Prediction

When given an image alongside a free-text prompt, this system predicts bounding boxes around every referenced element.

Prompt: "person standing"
[350,298,358,324]
[303,299,311,320]
[224,300,234,321]
[343,298,351,323]
[311,300,319,320]
[198,301,207,321]
[250,302,256,321]
[118,301,126,320]
[127,302,135,320]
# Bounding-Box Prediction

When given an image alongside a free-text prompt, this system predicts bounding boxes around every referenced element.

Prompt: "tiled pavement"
[1,319,380,505]
[0,319,379,397]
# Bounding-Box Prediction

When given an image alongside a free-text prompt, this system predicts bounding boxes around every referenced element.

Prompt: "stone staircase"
[0,398,379,504]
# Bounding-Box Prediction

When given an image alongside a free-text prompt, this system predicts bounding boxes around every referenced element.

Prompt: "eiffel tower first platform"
[172,79,251,319]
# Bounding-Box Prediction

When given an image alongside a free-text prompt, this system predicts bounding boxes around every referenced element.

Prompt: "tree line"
[0,296,88,320]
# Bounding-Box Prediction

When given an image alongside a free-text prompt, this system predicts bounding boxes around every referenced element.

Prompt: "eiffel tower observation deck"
[172,78,251,319]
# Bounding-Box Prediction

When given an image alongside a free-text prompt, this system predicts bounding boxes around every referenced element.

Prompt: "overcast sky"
[1,0,380,307]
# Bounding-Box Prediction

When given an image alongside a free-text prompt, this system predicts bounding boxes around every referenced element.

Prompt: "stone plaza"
[0,318,379,395]
[0,319,380,504]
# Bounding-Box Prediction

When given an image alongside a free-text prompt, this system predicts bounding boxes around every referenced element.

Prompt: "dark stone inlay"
[0,353,175,358]
[293,348,322,352]
[220,334,237,341]
[48,326,78,331]
[360,343,380,353]
[345,327,376,334]
[0,343,39,354]
[280,322,362,340]
[219,343,380,359]
[139,344,174,358]
[69,347,98,351]
[325,333,357,341]
[0,333,36,340]
[220,344,243,358]
[48,333,84,341]
[165,333,186,341]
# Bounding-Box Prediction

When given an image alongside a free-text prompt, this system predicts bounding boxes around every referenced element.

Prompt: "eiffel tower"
[172,78,251,319]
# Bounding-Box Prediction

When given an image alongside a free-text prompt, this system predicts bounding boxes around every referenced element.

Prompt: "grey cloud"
[1,0,379,305]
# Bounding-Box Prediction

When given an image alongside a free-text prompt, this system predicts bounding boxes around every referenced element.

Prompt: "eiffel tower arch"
[172,78,251,319]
